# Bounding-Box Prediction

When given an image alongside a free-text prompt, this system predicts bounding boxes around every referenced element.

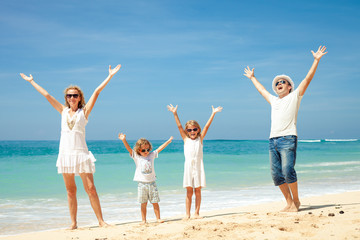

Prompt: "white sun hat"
[272,75,295,94]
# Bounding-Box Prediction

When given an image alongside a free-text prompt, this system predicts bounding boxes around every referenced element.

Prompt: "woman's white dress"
[56,108,96,175]
[183,137,206,188]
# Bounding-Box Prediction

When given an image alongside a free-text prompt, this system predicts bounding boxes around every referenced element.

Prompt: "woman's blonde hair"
[64,85,85,109]
[184,120,201,138]
[134,138,153,155]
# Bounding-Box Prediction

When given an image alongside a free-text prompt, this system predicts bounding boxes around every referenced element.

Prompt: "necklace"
[67,110,78,130]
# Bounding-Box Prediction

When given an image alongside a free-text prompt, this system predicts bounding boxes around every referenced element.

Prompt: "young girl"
[167,104,222,219]
[118,133,173,224]
[20,64,121,229]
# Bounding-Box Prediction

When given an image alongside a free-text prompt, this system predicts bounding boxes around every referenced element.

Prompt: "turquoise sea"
[1,139,360,235]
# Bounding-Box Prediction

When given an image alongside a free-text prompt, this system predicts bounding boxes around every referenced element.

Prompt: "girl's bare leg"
[193,187,203,219]
[184,187,193,220]
[80,173,108,227]
[62,174,78,229]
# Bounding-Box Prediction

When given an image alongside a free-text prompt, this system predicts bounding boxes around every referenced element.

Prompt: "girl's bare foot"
[192,214,203,219]
[182,215,191,221]
[141,220,147,225]
[157,219,165,223]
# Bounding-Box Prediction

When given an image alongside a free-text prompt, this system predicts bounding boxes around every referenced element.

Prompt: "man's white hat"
[272,75,295,94]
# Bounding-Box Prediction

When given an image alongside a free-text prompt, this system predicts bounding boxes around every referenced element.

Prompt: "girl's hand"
[311,46,327,61]
[169,136,174,142]
[20,73,33,82]
[118,133,126,141]
[167,104,178,113]
[243,66,254,79]
[212,105,223,114]
[109,64,121,76]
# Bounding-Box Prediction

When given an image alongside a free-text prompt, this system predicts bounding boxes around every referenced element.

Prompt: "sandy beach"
[1,191,359,240]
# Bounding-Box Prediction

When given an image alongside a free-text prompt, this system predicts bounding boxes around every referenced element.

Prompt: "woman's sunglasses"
[275,80,288,87]
[66,94,79,99]
[186,128,198,132]
[140,149,151,153]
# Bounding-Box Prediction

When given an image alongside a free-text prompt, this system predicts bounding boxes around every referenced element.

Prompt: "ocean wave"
[298,161,360,168]
[299,140,321,143]
[325,139,358,142]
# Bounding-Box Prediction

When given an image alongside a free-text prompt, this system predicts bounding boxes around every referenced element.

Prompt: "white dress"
[183,137,206,188]
[56,108,96,175]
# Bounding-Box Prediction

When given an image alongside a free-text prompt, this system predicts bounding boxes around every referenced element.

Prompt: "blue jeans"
[269,135,297,186]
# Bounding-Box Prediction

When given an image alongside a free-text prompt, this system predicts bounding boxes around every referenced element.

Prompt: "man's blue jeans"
[269,135,298,186]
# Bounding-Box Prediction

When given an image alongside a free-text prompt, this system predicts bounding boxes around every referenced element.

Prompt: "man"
[244,46,327,212]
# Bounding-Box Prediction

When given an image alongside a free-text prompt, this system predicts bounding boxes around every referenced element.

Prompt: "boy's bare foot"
[157,219,165,223]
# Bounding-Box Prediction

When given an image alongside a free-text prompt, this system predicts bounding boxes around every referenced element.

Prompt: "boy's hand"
[118,133,126,141]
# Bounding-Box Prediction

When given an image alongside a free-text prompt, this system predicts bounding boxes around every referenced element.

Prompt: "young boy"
[118,133,173,223]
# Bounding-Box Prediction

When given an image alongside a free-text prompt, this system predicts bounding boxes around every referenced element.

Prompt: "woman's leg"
[62,173,78,229]
[79,173,108,227]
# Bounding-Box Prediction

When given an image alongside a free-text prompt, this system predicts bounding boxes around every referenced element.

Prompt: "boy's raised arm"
[118,133,133,156]
[156,136,173,153]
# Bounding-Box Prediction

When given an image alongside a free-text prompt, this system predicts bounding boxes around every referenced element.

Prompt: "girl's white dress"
[183,137,206,188]
[56,108,96,175]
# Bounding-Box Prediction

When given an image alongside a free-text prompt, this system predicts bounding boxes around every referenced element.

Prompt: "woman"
[20,64,121,229]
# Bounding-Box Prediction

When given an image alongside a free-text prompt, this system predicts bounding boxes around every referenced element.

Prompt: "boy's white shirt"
[131,150,158,182]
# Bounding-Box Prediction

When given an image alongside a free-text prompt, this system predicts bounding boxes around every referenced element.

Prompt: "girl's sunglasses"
[186,128,198,132]
[66,94,79,99]
[275,80,288,87]
[140,149,150,153]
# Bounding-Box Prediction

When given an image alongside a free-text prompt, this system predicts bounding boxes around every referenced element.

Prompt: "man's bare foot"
[157,219,165,223]
[281,203,299,212]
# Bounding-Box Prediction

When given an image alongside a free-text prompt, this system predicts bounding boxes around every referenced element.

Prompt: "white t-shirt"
[131,150,158,182]
[269,88,303,138]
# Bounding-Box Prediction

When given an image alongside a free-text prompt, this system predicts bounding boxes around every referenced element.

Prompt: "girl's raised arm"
[156,136,173,153]
[118,133,133,156]
[201,105,222,141]
[20,73,65,114]
[84,64,121,119]
[167,104,187,140]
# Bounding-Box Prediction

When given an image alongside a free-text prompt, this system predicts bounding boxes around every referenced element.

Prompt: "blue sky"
[1,0,359,140]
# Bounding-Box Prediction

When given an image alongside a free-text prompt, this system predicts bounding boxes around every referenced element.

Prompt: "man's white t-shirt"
[269,88,303,138]
[131,150,158,182]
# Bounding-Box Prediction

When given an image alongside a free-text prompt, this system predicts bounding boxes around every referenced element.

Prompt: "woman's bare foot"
[157,219,165,223]
[68,223,78,230]
[99,221,110,228]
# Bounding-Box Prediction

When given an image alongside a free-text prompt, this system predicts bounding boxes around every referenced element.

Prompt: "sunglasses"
[66,94,79,99]
[275,80,288,87]
[140,149,151,153]
[186,128,198,132]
